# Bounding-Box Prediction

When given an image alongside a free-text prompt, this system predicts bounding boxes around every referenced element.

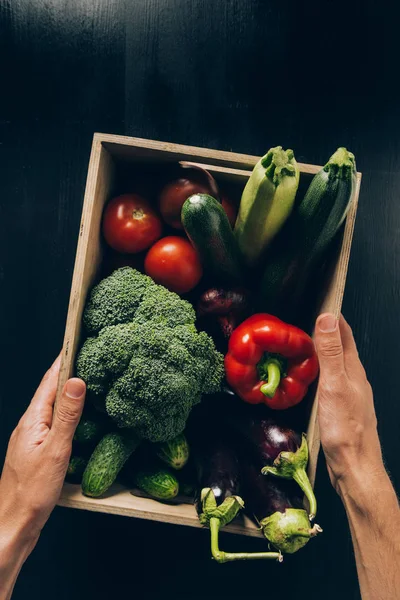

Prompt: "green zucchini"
[155,433,189,470]
[82,432,140,497]
[66,456,88,484]
[181,194,244,286]
[235,147,300,266]
[134,465,179,501]
[73,416,104,444]
[260,147,356,312]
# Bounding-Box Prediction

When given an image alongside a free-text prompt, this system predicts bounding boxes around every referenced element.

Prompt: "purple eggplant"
[196,288,251,350]
[193,428,282,563]
[228,403,317,519]
[240,458,322,554]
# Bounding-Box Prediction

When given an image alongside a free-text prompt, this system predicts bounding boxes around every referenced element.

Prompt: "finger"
[314,313,345,377]
[28,354,62,423]
[49,378,86,444]
[339,314,367,379]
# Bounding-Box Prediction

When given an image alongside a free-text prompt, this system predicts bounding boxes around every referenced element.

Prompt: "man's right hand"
[314,313,384,493]
[314,313,400,600]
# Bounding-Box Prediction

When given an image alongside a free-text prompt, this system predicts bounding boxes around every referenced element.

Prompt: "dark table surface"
[1,1,399,599]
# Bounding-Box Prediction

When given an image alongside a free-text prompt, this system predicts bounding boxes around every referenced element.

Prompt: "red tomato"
[221,194,238,227]
[102,194,162,254]
[144,236,203,294]
[159,176,212,229]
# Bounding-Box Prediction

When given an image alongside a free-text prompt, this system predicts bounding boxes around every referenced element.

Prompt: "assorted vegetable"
[225,313,319,409]
[234,146,300,266]
[226,403,317,519]
[71,145,356,563]
[181,194,244,286]
[193,424,281,563]
[158,163,220,229]
[133,464,180,501]
[240,458,322,554]
[144,235,202,294]
[102,194,162,254]
[260,147,356,315]
[155,434,190,471]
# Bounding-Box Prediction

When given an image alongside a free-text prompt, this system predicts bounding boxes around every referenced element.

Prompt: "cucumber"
[155,433,189,470]
[260,147,356,313]
[235,147,300,266]
[181,194,244,286]
[66,456,88,484]
[82,432,140,497]
[134,465,179,501]
[73,416,104,444]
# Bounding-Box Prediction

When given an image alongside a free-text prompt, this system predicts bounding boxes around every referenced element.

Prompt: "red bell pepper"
[224,314,319,410]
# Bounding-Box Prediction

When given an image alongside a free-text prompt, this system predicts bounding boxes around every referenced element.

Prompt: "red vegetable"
[144,236,203,294]
[102,194,162,254]
[158,165,219,229]
[221,194,237,228]
[224,314,319,410]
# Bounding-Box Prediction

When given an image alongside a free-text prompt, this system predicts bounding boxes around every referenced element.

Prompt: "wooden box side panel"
[56,142,114,400]
[306,173,362,485]
[98,133,322,175]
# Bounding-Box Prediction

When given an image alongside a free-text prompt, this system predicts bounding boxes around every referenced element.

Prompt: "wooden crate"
[57,133,362,536]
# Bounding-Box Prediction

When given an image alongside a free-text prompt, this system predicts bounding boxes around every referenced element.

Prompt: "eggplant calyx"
[261,434,317,520]
[210,518,283,564]
[199,488,244,528]
[260,508,322,554]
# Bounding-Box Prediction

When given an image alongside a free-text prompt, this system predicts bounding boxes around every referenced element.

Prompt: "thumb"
[51,378,86,443]
[314,313,345,377]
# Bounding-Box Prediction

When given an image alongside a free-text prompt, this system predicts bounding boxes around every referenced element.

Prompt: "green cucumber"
[82,432,140,497]
[73,416,104,444]
[235,147,300,266]
[134,466,179,501]
[66,456,88,484]
[260,147,356,312]
[181,194,244,286]
[155,433,189,470]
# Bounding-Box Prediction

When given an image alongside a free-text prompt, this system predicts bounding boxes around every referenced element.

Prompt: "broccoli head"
[83,267,157,335]
[77,268,224,442]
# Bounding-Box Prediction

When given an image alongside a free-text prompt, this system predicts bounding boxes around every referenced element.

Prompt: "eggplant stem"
[292,467,317,520]
[209,518,282,563]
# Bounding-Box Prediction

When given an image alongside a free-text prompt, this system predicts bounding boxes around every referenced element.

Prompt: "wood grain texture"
[1,0,399,598]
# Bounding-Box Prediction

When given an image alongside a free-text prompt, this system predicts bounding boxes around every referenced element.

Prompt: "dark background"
[0,1,399,598]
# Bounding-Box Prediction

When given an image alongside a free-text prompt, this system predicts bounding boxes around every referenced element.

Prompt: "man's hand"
[314,314,400,600]
[0,356,86,600]
[314,313,383,493]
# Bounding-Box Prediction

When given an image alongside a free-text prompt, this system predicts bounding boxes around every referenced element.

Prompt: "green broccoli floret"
[134,286,196,328]
[76,268,224,443]
[83,267,156,334]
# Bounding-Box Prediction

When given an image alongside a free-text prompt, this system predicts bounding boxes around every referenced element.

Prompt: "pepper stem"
[260,359,282,398]
[209,518,283,563]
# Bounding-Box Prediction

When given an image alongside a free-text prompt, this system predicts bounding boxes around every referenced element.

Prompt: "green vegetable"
[82,432,140,497]
[134,465,179,501]
[181,194,244,286]
[155,434,189,470]
[76,268,223,496]
[66,456,88,484]
[73,416,104,444]
[260,147,356,312]
[235,147,300,266]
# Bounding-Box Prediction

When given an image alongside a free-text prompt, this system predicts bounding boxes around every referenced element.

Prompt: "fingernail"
[318,314,337,333]
[66,378,86,399]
